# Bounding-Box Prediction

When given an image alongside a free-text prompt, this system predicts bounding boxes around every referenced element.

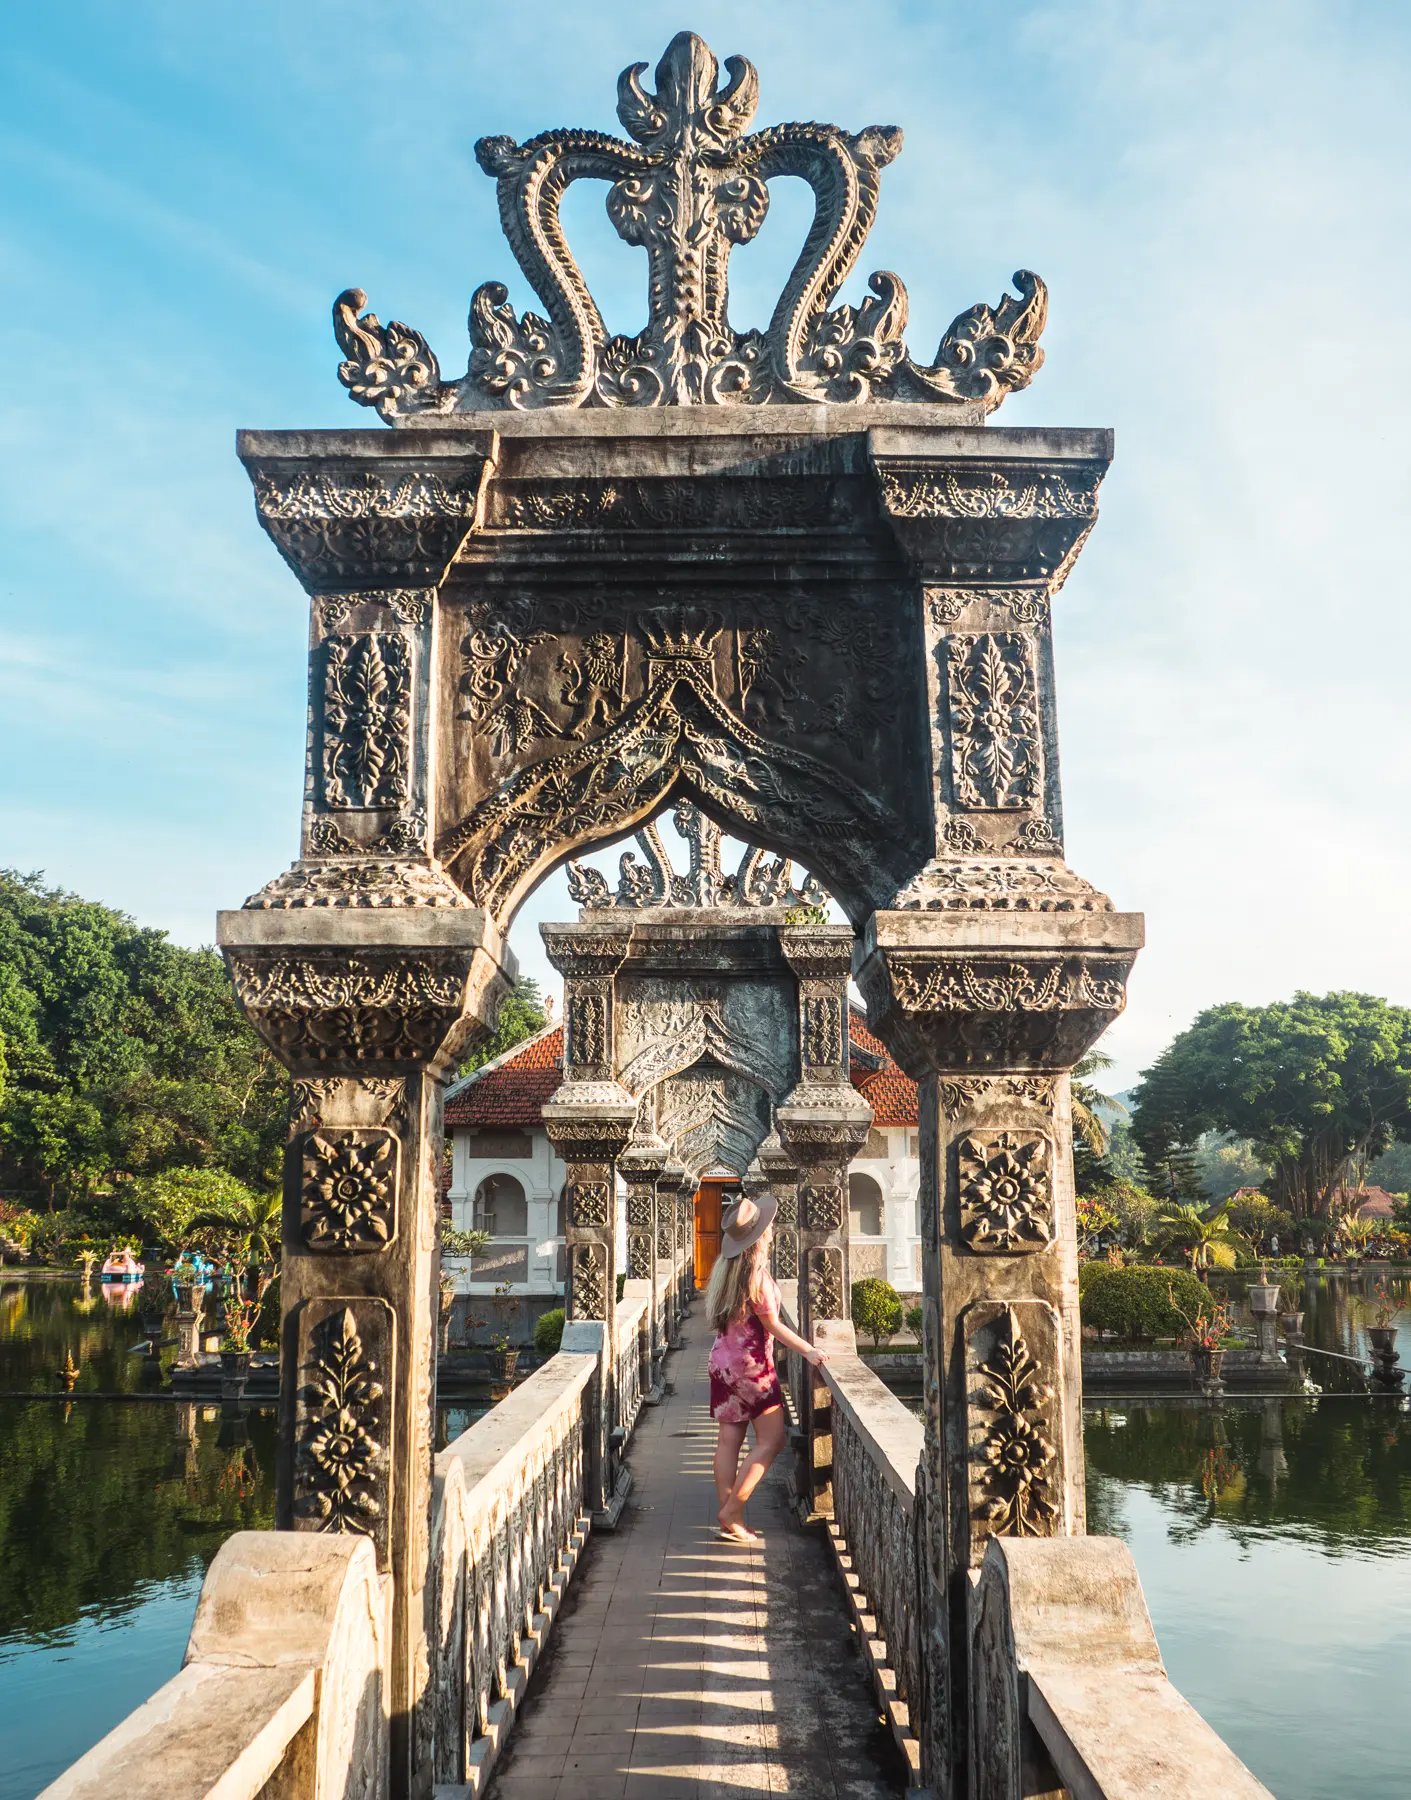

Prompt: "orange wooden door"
[694,1181,726,1288]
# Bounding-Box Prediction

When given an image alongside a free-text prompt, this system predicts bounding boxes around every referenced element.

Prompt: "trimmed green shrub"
[904,1304,924,1342]
[852,1277,904,1350]
[1080,1265,1214,1341]
[534,1308,565,1355]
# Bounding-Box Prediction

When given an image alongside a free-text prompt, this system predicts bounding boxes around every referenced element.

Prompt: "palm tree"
[1157,1200,1251,1280]
[189,1188,281,1298]
[1072,1050,1122,1157]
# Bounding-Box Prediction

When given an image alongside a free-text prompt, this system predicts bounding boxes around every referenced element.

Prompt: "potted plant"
[1366,1283,1398,1355]
[220,1297,257,1375]
[487,1280,518,1380]
[1168,1283,1235,1383]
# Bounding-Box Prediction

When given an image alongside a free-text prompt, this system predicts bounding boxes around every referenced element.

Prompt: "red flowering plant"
[1166,1284,1236,1350]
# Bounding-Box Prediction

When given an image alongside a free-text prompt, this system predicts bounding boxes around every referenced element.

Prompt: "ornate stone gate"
[218,32,1140,1800]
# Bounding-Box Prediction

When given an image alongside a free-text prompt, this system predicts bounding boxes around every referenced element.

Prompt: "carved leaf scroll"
[323,632,412,810]
[945,633,1040,811]
[295,1301,392,1564]
[334,33,1046,418]
[966,1304,1059,1555]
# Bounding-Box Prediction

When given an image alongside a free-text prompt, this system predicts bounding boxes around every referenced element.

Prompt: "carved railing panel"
[432,1351,595,1781]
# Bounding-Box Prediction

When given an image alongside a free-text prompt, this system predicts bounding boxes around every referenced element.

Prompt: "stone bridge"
[42,33,1273,1800]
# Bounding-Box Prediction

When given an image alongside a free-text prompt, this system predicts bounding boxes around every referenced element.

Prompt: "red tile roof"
[442,1013,918,1129]
[849,1010,918,1127]
[444,1025,564,1127]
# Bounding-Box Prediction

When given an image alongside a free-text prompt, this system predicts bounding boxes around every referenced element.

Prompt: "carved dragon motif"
[334,33,1046,417]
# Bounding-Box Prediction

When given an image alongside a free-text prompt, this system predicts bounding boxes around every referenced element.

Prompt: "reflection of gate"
[694,1180,730,1288]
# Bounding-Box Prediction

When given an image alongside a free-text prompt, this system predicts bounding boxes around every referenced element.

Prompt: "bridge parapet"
[776,1325,1275,1800]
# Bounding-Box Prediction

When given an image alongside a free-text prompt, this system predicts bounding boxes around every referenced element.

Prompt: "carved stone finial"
[335,32,1047,418]
[566,801,825,912]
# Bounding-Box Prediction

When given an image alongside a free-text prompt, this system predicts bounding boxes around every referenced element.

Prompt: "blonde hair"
[704,1232,772,1335]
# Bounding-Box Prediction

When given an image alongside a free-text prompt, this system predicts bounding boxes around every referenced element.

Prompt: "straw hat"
[719,1192,777,1258]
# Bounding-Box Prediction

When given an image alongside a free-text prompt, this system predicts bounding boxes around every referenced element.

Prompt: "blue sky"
[2,0,1409,1087]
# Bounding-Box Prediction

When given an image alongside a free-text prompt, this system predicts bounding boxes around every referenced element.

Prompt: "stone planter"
[1281,1310,1305,1336]
[219,1347,253,1403]
[1367,1326,1397,1355]
[1346,1258,1361,1277]
[1247,1284,1280,1313]
[487,1347,519,1382]
[1189,1345,1225,1382]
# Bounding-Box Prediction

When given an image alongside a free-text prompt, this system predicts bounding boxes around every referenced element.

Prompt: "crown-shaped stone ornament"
[334,32,1047,417]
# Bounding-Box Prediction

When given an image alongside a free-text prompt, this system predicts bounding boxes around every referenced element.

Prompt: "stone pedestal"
[857,906,1142,1799]
[1247,1282,1282,1366]
[174,1283,206,1370]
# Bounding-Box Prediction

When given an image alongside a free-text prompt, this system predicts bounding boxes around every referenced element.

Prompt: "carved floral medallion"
[956,1132,1051,1255]
[300,1130,399,1253]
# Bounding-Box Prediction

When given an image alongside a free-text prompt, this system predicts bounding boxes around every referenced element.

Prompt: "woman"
[704,1192,829,1542]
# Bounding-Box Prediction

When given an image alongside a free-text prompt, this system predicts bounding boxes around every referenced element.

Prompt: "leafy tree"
[0,871,287,1206]
[1072,1050,1117,1157]
[851,1277,904,1350]
[1194,1133,1272,1204]
[188,1185,282,1295]
[1131,993,1411,1217]
[1225,1193,1296,1253]
[123,1167,260,1248]
[457,975,549,1078]
[1088,1177,1162,1250]
[1156,1200,1252,1275]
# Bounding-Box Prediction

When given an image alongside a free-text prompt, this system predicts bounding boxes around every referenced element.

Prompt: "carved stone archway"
[218,33,1140,1800]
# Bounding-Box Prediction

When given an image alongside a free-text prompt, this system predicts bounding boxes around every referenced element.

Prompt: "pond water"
[0,1276,489,1799]
[7,1270,1411,1800]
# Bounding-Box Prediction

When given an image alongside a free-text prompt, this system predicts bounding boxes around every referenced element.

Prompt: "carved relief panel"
[962,1300,1063,1565]
[807,1247,844,1321]
[294,1297,395,1567]
[321,631,413,810]
[944,633,1040,812]
[956,1132,1051,1255]
[299,1129,400,1253]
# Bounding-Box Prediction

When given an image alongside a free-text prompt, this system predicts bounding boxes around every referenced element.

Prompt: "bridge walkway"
[485,1316,907,1799]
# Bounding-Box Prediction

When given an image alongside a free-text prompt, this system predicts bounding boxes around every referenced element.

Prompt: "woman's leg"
[719,1405,787,1525]
[714,1420,748,1513]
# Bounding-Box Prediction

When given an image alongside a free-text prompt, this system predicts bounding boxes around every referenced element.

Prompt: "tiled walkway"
[486,1317,907,1799]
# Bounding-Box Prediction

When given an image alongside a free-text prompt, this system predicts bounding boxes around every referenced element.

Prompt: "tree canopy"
[457,975,549,1077]
[1130,991,1411,1217]
[0,870,285,1209]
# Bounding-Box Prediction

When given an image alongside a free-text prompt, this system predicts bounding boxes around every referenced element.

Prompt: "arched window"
[474,1172,528,1236]
[849,1173,884,1238]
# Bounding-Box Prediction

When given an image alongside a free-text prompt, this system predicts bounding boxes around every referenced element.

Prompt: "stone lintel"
[239,419,1111,457]
[217,904,509,958]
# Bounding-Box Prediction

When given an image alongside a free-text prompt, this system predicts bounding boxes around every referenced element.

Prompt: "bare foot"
[717,1504,758,1541]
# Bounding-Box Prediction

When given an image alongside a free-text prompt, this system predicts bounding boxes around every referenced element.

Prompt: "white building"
[442,1010,921,1337]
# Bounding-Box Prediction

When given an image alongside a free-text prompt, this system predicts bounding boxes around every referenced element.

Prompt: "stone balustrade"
[432,1334,603,1791]
[38,1532,388,1800]
[40,1321,645,1800]
[776,1305,1272,1800]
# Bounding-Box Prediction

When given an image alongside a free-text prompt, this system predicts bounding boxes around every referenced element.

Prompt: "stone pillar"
[776,926,872,1342]
[656,1161,690,1344]
[220,910,511,1800]
[856,908,1142,1800]
[541,921,636,1526]
[756,1130,800,1291]
[776,925,871,1518]
[620,1134,669,1399]
[676,1169,695,1315]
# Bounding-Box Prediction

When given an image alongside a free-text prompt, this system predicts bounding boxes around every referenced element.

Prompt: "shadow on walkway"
[485,1317,908,1799]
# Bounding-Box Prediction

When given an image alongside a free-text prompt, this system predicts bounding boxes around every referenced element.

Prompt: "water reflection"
[1086,1395,1411,1551]
[0,1276,492,1798]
